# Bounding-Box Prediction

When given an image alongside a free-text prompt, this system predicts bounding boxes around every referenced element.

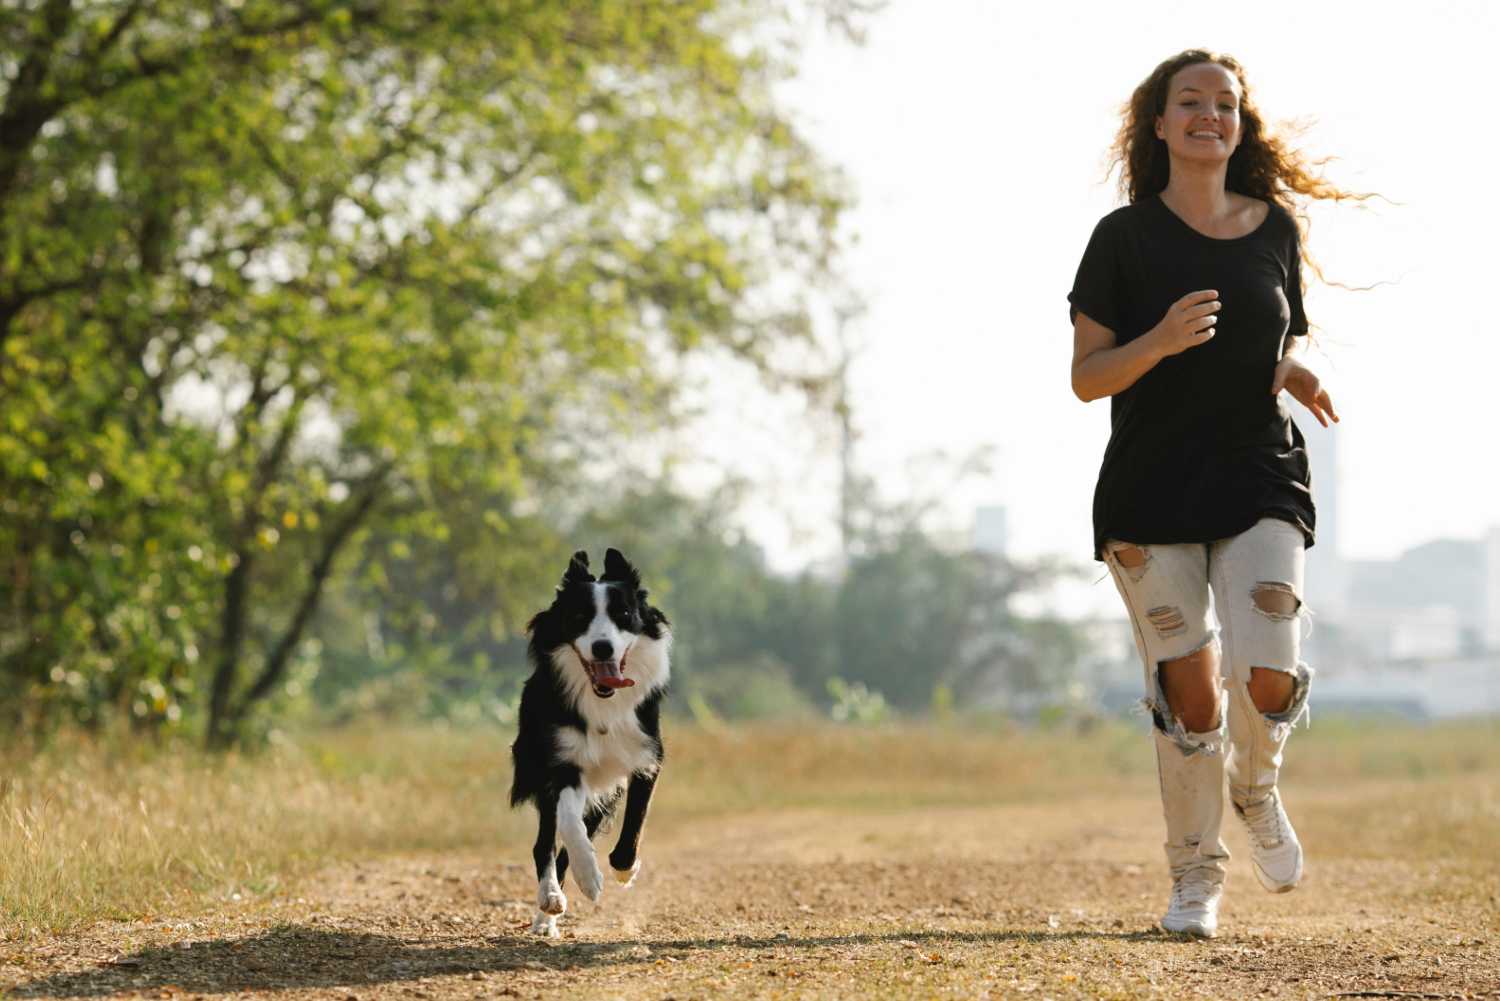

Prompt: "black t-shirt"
[1068,194,1316,560]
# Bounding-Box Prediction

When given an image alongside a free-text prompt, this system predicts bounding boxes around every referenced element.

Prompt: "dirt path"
[5,793,1496,1000]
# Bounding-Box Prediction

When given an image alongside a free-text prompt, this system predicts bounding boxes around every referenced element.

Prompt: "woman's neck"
[1159,160,1232,227]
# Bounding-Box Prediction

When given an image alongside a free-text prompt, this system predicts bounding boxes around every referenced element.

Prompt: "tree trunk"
[205,471,387,748]
[207,548,253,749]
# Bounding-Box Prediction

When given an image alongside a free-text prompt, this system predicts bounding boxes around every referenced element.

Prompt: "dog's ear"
[559,550,593,589]
[638,589,668,627]
[602,547,641,589]
[641,593,669,629]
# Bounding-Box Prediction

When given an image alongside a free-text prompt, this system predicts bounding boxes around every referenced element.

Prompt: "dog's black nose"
[591,640,613,661]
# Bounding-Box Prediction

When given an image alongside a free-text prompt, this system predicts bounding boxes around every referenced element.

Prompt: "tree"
[0,0,854,744]
[835,530,1085,711]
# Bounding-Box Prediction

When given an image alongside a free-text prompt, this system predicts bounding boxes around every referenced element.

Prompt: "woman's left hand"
[1271,357,1339,428]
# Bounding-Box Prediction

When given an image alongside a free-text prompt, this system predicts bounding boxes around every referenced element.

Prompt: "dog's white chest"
[553,715,657,794]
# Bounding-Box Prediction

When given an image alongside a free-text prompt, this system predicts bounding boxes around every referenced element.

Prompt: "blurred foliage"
[1,0,1089,744]
[305,473,1092,727]
[826,676,888,723]
[0,0,852,745]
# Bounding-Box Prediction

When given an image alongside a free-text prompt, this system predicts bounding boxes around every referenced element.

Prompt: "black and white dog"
[509,548,671,937]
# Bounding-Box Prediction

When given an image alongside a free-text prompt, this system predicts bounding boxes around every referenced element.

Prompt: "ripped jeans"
[1104,517,1312,809]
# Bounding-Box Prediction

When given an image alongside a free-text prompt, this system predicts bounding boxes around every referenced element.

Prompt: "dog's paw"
[612,858,642,888]
[529,911,560,938]
[537,885,567,916]
[573,857,605,902]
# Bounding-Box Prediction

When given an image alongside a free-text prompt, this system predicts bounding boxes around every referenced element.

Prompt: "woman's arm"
[1070,289,1221,402]
[1271,336,1339,427]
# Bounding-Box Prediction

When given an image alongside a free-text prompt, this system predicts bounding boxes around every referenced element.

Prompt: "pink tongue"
[595,662,634,688]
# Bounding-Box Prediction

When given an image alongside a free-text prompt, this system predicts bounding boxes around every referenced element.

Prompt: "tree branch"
[229,463,390,721]
[1,2,391,205]
[0,0,75,202]
[87,0,147,63]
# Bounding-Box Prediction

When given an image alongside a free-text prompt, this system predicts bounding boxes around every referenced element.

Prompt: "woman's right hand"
[1071,289,1220,402]
[1148,289,1220,358]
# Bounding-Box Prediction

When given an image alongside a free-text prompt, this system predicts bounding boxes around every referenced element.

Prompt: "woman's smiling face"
[1155,61,1243,164]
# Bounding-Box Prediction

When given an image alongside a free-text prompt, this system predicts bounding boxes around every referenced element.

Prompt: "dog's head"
[529,548,669,700]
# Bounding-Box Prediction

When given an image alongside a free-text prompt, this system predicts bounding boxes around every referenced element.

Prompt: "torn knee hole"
[1248,667,1296,714]
[1251,582,1301,621]
[1257,663,1313,736]
[1146,604,1187,637]
[1143,697,1223,756]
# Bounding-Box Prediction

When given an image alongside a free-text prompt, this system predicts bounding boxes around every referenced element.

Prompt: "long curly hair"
[1108,50,1380,296]
[1109,49,1358,211]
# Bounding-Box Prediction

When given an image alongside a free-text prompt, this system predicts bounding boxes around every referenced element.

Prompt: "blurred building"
[972,504,1009,557]
[1293,527,1500,721]
[1488,525,1500,652]
[1300,415,1350,615]
[1298,418,1497,672]
[1028,420,1500,718]
[1314,653,1500,719]
[1353,539,1485,654]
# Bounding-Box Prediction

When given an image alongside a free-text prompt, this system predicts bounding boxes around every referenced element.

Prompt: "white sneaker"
[1235,789,1303,893]
[1161,870,1222,938]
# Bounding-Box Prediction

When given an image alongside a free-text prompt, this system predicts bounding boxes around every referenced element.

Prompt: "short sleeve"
[1284,223,1309,338]
[1068,214,1124,332]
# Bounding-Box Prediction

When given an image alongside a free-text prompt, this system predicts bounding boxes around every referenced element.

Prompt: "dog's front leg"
[608,771,657,888]
[557,786,605,902]
[529,792,566,937]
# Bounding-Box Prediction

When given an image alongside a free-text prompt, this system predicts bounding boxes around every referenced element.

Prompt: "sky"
[705,0,1500,584]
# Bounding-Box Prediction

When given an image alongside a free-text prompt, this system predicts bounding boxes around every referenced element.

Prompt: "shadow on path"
[10,924,1174,997]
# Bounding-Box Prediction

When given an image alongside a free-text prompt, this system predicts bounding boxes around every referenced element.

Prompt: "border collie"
[509,548,671,937]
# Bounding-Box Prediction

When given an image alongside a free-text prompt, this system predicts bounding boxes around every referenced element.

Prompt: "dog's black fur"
[509,548,670,935]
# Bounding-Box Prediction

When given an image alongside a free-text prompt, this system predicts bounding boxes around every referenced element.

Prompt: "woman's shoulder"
[1088,198,1158,241]
[1101,198,1157,225]
[1254,197,1304,259]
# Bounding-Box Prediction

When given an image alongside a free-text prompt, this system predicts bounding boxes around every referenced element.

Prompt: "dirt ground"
[4,784,1496,1001]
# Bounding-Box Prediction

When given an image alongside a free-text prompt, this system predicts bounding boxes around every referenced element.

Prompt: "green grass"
[1,716,1496,937]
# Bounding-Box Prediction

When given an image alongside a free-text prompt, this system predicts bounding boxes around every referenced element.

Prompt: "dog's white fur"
[557,786,604,903]
[549,584,671,803]
[530,582,670,930]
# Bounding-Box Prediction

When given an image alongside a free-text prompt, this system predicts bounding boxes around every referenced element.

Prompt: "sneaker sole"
[1252,853,1303,893]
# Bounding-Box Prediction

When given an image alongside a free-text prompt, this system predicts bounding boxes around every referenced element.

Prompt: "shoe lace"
[1171,870,1219,909]
[1240,793,1288,848]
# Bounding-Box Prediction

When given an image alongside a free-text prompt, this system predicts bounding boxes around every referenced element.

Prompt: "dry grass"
[0,727,526,936]
[2,716,1496,940]
[2,717,1498,999]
